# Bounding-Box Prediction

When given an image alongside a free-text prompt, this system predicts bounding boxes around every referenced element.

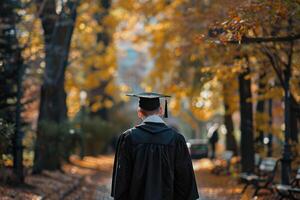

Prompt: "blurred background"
[0,0,299,199]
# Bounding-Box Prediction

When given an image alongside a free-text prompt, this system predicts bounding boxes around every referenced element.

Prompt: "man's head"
[137,96,162,119]
[137,106,163,119]
[126,92,171,119]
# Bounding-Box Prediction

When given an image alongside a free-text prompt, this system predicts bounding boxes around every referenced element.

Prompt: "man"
[208,124,219,159]
[111,92,199,200]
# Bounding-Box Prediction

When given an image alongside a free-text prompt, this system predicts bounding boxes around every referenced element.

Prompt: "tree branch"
[261,46,285,88]
[227,34,300,44]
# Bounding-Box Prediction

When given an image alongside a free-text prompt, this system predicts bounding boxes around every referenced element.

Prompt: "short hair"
[138,106,160,117]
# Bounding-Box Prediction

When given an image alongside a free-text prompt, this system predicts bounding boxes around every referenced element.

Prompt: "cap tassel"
[164,99,168,118]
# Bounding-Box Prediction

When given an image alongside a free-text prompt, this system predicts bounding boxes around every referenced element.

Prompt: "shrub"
[81,117,115,155]
[0,119,14,183]
[0,119,14,167]
[37,120,77,168]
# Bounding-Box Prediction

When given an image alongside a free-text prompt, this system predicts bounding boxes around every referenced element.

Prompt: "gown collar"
[143,115,166,124]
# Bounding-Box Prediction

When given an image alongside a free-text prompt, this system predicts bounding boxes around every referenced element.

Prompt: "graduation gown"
[111,121,199,200]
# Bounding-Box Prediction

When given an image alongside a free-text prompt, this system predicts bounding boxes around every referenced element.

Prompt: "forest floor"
[0,156,276,200]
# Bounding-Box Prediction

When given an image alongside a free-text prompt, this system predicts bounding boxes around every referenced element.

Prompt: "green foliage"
[37,120,77,167]
[81,116,116,155]
[72,105,133,156]
[0,119,14,167]
[38,120,70,143]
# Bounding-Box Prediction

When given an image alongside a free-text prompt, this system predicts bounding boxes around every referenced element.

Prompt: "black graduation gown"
[111,122,199,200]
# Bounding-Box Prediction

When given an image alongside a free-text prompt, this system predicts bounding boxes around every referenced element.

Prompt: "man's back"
[111,121,199,200]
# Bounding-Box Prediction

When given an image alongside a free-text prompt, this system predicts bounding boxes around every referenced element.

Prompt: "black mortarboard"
[126,92,171,118]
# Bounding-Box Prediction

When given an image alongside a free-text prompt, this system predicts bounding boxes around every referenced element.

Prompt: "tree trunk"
[223,83,238,155]
[33,0,79,173]
[88,0,112,120]
[256,100,265,143]
[224,112,238,155]
[255,72,266,146]
[267,99,273,157]
[13,49,24,182]
[281,39,294,184]
[238,64,255,173]
[290,96,299,143]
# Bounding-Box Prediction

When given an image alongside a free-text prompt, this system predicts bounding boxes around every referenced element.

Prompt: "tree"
[238,57,255,173]
[255,72,266,147]
[223,81,238,155]
[0,0,24,182]
[87,0,113,120]
[215,0,300,184]
[33,0,80,173]
[65,0,120,120]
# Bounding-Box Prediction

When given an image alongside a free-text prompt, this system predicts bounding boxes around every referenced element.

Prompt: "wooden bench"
[211,150,234,175]
[275,167,300,200]
[293,168,300,187]
[240,157,279,197]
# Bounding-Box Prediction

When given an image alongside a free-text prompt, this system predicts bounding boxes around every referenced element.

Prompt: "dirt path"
[63,156,113,200]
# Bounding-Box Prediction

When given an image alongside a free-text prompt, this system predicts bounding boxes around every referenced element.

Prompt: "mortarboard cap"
[126,92,171,118]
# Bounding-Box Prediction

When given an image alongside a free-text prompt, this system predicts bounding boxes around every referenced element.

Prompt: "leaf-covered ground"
[0,156,276,200]
[194,159,276,200]
[0,155,113,200]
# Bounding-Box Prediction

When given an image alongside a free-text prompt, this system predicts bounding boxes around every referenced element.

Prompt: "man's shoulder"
[172,130,187,142]
[122,128,134,134]
[121,126,145,137]
[120,128,135,138]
